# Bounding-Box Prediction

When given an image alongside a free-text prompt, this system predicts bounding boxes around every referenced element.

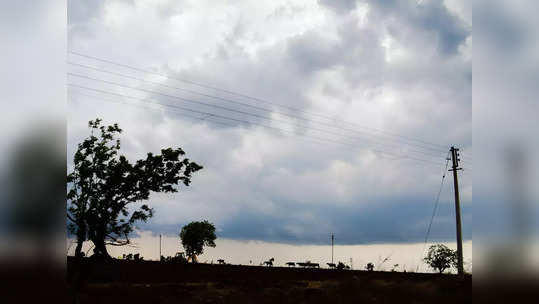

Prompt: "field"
[67,256,471,303]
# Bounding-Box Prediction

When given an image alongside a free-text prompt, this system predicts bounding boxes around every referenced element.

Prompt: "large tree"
[179,220,216,263]
[67,119,202,258]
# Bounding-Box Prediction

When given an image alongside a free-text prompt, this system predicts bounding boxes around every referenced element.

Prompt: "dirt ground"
[67,257,471,303]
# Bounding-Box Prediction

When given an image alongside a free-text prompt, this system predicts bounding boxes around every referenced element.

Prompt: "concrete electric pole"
[450,146,464,275]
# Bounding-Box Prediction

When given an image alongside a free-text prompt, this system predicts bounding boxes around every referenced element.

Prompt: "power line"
[418,150,451,271]
[68,50,449,151]
[68,84,444,166]
[68,61,448,155]
[69,85,442,165]
[69,88,235,127]
[67,72,447,161]
[69,88,432,165]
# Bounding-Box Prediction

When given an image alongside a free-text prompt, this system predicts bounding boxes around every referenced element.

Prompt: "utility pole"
[449,146,464,275]
[159,234,162,260]
[331,234,334,264]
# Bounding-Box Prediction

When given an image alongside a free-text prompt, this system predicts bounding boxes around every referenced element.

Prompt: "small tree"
[366,262,374,271]
[180,220,216,263]
[424,244,457,273]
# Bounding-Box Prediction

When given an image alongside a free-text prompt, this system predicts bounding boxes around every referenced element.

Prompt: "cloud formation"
[67,0,471,244]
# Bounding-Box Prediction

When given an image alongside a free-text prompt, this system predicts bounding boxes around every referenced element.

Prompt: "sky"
[66,0,472,251]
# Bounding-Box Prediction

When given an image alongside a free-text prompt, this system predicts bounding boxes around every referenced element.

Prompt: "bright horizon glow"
[67,231,472,274]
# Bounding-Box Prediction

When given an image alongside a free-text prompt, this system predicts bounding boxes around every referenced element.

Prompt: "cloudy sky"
[67,0,472,247]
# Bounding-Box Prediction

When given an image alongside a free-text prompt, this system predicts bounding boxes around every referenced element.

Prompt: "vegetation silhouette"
[122,253,144,261]
[297,261,320,268]
[424,244,458,273]
[67,118,203,259]
[180,220,217,263]
[160,252,187,263]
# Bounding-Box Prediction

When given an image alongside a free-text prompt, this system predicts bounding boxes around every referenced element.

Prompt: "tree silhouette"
[67,119,202,258]
[179,220,216,263]
[424,244,457,273]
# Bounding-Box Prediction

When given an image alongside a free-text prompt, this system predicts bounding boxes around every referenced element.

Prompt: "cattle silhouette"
[297,261,319,268]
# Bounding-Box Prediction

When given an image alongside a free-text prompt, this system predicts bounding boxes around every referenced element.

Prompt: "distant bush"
[424,244,457,273]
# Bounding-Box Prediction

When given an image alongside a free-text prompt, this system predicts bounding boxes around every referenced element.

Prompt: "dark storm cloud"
[142,196,471,245]
[221,198,471,245]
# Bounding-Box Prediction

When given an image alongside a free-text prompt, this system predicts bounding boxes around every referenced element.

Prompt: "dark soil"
[67,256,471,303]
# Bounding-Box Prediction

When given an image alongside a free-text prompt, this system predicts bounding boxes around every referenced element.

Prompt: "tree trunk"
[74,225,85,258]
[90,227,111,259]
[74,239,84,258]
[91,238,110,259]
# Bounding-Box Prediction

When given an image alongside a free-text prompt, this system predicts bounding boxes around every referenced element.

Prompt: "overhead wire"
[68,51,449,151]
[67,61,448,155]
[68,84,444,166]
[67,72,448,161]
[417,151,452,272]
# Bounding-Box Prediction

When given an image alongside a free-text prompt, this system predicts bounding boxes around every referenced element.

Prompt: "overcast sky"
[67,0,472,245]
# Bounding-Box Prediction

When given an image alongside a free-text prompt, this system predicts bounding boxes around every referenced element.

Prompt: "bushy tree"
[67,119,203,258]
[179,220,216,263]
[424,244,457,273]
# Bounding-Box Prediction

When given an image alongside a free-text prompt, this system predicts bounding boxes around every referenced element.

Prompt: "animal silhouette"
[263,257,275,267]
[297,261,320,268]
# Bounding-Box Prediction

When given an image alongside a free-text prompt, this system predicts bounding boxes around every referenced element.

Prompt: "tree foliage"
[424,244,457,273]
[179,220,216,263]
[67,119,203,258]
